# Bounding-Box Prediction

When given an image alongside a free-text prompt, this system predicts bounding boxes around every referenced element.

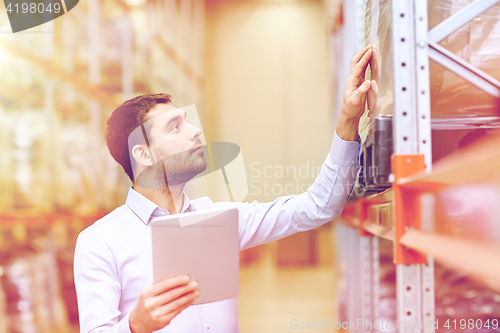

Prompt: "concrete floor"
[238,250,340,333]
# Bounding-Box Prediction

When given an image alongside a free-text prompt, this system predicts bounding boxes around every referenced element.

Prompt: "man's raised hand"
[336,46,374,141]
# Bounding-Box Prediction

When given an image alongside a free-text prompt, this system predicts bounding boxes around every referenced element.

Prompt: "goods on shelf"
[356,0,500,194]
[0,227,69,333]
[0,107,14,213]
[334,0,500,331]
[360,0,500,142]
[56,241,79,324]
[0,278,6,333]
[434,266,500,332]
[0,0,206,330]
[0,105,125,214]
[428,0,500,118]
[435,183,500,243]
[337,236,500,333]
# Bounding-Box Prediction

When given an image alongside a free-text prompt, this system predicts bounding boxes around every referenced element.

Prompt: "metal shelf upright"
[332,0,500,332]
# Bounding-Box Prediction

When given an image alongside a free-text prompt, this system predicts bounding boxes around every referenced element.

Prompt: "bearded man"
[74,46,374,333]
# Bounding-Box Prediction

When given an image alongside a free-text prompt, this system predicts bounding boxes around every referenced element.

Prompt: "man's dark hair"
[106,93,172,182]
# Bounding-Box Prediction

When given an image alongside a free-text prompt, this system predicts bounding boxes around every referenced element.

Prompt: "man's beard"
[135,146,207,190]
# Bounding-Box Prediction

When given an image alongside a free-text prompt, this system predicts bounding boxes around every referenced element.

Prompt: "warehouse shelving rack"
[0,0,206,219]
[332,0,500,332]
[0,0,207,263]
[0,0,206,330]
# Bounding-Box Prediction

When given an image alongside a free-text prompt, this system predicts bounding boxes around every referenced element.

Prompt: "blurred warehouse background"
[0,0,343,332]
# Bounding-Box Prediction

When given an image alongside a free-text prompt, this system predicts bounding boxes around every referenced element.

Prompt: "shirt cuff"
[116,311,133,333]
[329,132,362,167]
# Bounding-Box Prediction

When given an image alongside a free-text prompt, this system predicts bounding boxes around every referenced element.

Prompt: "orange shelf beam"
[399,132,500,191]
[362,221,395,241]
[392,154,427,265]
[401,229,500,293]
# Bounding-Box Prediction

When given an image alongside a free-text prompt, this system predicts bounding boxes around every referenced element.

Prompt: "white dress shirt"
[74,133,361,333]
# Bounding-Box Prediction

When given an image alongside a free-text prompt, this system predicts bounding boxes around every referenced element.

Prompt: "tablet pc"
[150,207,239,304]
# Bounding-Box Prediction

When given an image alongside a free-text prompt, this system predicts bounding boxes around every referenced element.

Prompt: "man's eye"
[172,125,179,131]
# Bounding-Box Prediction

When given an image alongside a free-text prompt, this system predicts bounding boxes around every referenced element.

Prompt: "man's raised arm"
[230,46,373,250]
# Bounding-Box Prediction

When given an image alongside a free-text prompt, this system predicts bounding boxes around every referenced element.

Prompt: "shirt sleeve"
[236,131,361,251]
[74,231,133,333]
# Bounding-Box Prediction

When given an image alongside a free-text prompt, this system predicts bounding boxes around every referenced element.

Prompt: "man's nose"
[190,123,202,140]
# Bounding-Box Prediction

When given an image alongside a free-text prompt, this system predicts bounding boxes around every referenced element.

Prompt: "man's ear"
[131,144,154,167]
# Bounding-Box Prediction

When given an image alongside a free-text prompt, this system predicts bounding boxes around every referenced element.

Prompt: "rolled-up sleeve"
[74,232,132,333]
[236,132,361,250]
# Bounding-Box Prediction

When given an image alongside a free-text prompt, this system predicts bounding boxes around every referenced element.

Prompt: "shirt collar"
[125,187,193,225]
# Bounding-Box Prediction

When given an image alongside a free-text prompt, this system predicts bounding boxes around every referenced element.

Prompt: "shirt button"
[206,323,210,329]
[160,211,165,215]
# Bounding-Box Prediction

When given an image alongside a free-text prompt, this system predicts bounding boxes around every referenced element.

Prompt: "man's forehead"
[143,103,178,123]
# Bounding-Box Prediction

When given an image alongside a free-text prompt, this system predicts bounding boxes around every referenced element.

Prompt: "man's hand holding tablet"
[129,275,199,333]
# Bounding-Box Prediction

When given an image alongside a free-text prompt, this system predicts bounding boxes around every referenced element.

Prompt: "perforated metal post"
[336,222,350,324]
[371,236,380,328]
[359,234,380,332]
[347,226,362,325]
[422,256,435,333]
[358,200,380,332]
[391,1,434,332]
[392,0,418,157]
[336,2,370,331]
[414,0,432,171]
[360,236,372,331]
[420,194,436,332]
